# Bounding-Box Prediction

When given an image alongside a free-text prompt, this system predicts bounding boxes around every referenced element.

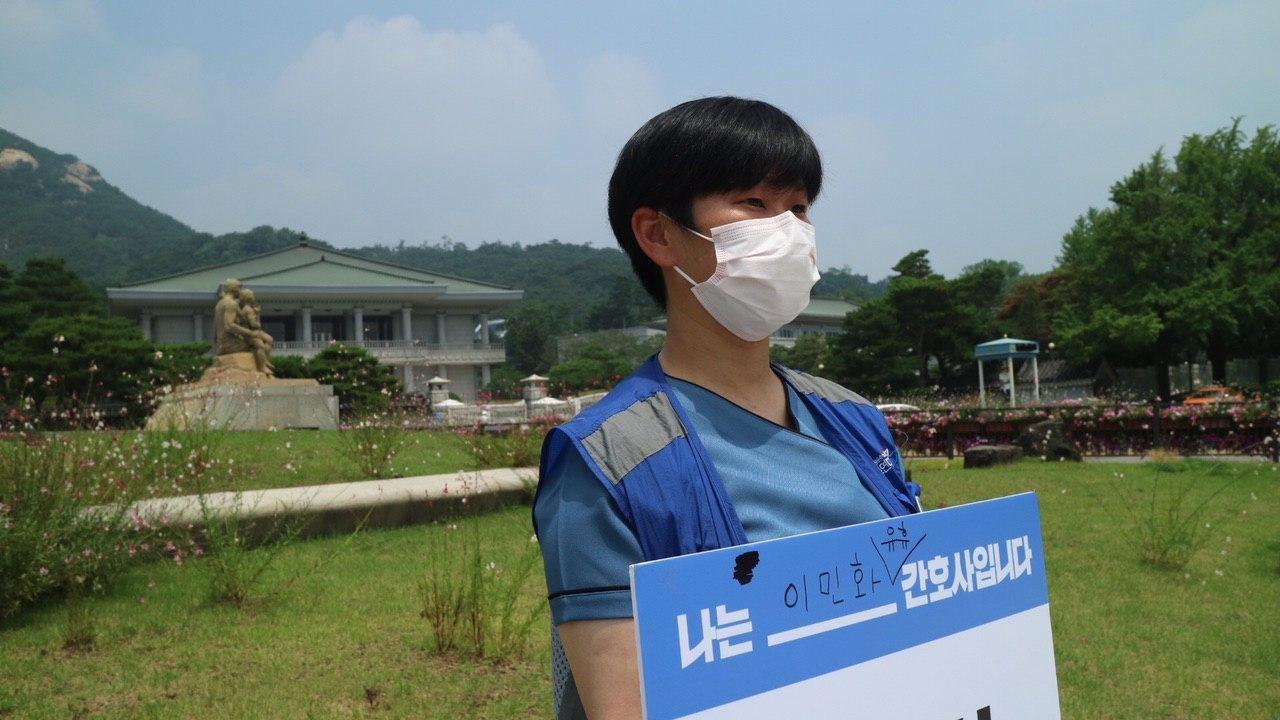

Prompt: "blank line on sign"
[765,602,899,647]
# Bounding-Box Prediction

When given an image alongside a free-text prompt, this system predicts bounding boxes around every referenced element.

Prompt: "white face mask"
[666,209,820,342]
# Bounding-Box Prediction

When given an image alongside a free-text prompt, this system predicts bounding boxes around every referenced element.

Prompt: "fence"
[884,401,1280,460]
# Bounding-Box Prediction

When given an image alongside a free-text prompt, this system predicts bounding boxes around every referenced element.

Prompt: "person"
[212,278,254,356]
[236,288,275,376]
[531,96,922,720]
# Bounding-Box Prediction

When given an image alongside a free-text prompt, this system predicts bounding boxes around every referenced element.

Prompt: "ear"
[631,207,680,268]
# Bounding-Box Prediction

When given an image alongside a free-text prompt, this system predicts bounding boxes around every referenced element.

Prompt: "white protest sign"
[630,492,1060,719]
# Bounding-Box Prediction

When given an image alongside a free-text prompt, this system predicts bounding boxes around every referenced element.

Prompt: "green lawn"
[210,428,481,492]
[29,429,489,499]
[2,459,1278,718]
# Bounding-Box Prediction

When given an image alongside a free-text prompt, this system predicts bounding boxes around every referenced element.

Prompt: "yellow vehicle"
[1181,385,1246,406]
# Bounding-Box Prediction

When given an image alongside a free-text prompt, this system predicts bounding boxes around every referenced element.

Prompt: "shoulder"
[542,366,686,487]
[774,364,875,407]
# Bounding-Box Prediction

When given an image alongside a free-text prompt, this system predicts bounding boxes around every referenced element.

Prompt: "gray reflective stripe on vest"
[580,391,686,485]
[780,367,873,406]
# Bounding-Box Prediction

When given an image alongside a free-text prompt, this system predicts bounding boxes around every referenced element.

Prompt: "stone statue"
[207,278,274,378]
[146,277,338,430]
[237,288,274,376]
[213,279,253,355]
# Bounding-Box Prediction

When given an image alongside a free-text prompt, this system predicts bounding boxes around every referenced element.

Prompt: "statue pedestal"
[147,353,339,431]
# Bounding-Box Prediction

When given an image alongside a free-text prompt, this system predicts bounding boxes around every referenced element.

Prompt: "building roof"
[116,242,514,292]
[106,242,523,307]
[798,296,858,320]
[975,337,1040,360]
[642,296,857,331]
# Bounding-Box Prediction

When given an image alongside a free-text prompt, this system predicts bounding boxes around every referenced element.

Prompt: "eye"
[741,197,766,208]
[792,204,809,215]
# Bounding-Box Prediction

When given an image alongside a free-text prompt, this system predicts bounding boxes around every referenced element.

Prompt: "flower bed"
[883,402,1279,458]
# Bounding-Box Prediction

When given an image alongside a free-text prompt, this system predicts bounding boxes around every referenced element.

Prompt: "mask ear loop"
[658,211,713,287]
[672,264,699,286]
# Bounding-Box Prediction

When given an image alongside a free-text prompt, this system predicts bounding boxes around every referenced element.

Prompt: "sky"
[2,1,1278,279]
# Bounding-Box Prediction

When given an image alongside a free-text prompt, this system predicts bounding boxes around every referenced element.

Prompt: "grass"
[1,459,1278,718]
[1,506,550,719]
[0,429,484,500]
[908,457,1280,719]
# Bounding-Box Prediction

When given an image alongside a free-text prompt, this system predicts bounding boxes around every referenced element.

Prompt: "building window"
[262,316,296,342]
[363,315,393,341]
[311,315,347,343]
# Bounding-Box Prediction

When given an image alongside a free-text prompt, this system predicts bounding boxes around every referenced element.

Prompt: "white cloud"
[114,49,206,123]
[172,163,354,238]
[272,16,562,171]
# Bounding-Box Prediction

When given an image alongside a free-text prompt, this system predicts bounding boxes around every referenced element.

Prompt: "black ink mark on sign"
[871,532,928,584]
[733,551,760,585]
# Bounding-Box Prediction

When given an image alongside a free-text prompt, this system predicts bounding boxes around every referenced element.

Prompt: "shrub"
[481,364,526,400]
[307,344,401,416]
[417,511,547,660]
[150,342,211,388]
[1128,461,1232,570]
[461,421,553,470]
[548,344,629,395]
[1,316,155,428]
[0,433,174,620]
[338,412,412,480]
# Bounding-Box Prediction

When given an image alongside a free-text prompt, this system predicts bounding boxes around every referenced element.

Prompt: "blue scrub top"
[536,371,889,624]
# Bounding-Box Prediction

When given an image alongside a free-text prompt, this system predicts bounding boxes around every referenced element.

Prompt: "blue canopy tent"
[975,337,1041,407]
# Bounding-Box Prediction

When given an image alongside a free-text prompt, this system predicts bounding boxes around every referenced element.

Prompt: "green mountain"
[0,128,195,287]
[0,127,880,328]
[0,128,319,290]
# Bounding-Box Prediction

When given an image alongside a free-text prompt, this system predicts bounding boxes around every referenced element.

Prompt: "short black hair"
[607,96,823,309]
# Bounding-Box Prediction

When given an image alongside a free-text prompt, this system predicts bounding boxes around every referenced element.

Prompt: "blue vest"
[533,354,922,562]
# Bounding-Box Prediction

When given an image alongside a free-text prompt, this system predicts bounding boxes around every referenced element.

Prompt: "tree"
[959,259,1024,298]
[1054,121,1280,395]
[771,335,831,376]
[504,301,562,374]
[830,298,917,394]
[307,344,401,417]
[884,250,955,385]
[997,272,1064,347]
[2,315,154,423]
[0,263,26,346]
[584,275,658,331]
[548,344,631,394]
[12,257,101,320]
[1054,152,1215,399]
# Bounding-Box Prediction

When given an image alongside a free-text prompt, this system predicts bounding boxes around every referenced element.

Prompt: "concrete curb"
[85,467,540,542]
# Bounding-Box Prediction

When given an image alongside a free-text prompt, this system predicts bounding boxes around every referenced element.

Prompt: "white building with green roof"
[633,296,855,347]
[106,242,523,401]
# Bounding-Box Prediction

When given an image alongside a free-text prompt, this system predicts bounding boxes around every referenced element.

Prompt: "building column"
[481,364,492,386]
[139,313,152,341]
[400,306,413,342]
[353,307,364,342]
[479,312,490,344]
[402,364,415,392]
[977,361,986,407]
[192,312,203,343]
[1007,356,1017,408]
[436,311,447,346]
[301,307,313,345]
